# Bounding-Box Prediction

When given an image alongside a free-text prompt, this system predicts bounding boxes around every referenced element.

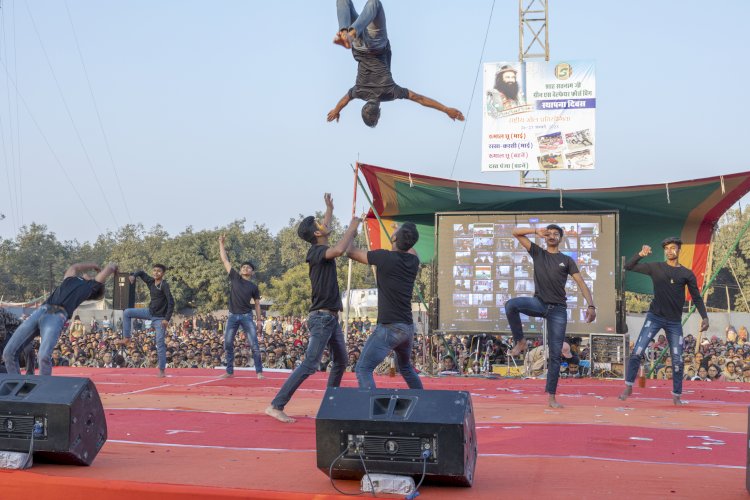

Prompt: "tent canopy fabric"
[360,163,750,295]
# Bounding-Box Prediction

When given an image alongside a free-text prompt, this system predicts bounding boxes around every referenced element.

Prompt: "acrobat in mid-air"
[328,0,465,127]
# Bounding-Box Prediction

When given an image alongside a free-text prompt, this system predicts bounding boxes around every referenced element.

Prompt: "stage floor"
[0,367,747,499]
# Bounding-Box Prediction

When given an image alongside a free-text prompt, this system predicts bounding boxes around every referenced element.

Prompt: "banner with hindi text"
[482,60,596,171]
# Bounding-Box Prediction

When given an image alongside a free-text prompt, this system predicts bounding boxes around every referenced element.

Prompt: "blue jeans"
[625,312,684,396]
[2,305,66,376]
[123,308,167,370]
[271,312,347,411]
[224,313,262,374]
[505,296,568,395]
[337,0,389,52]
[356,323,422,390]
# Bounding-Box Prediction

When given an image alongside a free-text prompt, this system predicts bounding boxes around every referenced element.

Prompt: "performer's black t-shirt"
[625,253,708,322]
[368,249,419,324]
[307,245,342,312]
[228,269,259,315]
[349,43,409,103]
[132,271,175,321]
[45,277,103,319]
[528,243,579,306]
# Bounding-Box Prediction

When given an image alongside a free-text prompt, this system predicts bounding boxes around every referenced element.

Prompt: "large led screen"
[436,212,617,334]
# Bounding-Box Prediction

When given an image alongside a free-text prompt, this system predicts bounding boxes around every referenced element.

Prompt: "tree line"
[0,214,384,317]
[3,207,745,317]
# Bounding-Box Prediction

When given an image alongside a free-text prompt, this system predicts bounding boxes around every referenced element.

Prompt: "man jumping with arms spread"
[505,224,596,408]
[619,237,709,405]
[328,0,464,127]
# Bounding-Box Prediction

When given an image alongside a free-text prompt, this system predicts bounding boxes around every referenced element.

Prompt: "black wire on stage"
[328,447,377,497]
[407,451,430,499]
[448,0,497,179]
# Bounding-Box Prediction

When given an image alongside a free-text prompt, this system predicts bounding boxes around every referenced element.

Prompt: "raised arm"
[129,270,153,285]
[624,245,653,274]
[94,263,118,284]
[327,93,352,122]
[64,262,101,279]
[407,90,464,121]
[346,241,368,265]
[322,193,334,229]
[325,217,361,260]
[218,234,232,274]
[512,227,547,252]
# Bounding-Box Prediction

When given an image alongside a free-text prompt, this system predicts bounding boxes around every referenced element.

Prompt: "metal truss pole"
[519,0,550,189]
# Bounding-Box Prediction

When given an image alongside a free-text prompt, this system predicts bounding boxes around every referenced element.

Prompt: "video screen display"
[436,212,617,334]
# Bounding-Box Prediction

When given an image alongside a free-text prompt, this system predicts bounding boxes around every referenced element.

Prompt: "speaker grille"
[0,415,34,438]
[348,435,436,462]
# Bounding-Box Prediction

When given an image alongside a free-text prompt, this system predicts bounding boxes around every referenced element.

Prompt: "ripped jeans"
[625,312,684,395]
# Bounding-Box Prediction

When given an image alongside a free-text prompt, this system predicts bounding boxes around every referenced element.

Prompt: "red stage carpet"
[0,368,746,499]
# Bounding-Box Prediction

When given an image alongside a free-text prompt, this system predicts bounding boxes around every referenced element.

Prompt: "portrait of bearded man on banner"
[487,64,526,117]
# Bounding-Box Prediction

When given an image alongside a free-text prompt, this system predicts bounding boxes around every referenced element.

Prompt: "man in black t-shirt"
[505,225,596,408]
[619,237,709,405]
[347,222,423,389]
[218,234,264,379]
[123,264,175,378]
[266,193,361,423]
[3,262,117,376]
[327,0,464,127]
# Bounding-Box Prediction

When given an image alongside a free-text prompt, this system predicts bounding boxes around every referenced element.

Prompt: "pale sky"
[0,0,747,242]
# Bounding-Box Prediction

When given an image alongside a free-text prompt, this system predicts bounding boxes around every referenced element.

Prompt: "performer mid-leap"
[328,0,465,127]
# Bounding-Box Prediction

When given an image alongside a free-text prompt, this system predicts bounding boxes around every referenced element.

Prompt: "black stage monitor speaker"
[0,375,107,465]
[316,387,477,486]
[113,271,135,310]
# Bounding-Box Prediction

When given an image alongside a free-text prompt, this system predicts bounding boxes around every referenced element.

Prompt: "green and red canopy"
[360,163,750,294]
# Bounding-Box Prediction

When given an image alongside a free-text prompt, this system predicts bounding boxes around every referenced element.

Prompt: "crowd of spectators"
[644,326,750,382]
[2,307,750,382]
[0,311,431,375]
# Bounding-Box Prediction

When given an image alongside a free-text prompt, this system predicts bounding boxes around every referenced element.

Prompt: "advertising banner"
[482,60,596,171]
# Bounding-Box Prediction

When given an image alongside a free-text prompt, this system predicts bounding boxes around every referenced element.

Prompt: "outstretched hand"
[327,109,341,122]
[700,317,710,332]
[446,108,465,121]
[639,245,652,257]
